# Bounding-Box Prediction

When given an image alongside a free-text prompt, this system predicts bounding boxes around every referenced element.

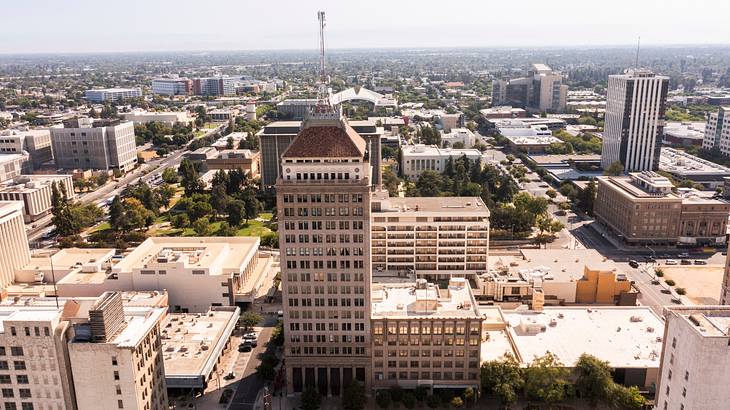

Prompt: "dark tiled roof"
[282,123,367,158]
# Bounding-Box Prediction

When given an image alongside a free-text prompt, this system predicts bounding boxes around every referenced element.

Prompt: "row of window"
[7,326,50,338]
[287,309,365,320]
[285,272,365,282]
[374,371,477,381]
[375,360,479,369]
[289,346,366,355]
[283,221,365,230]
[375,349,480,358]
[287,298,366,307]
[284,247,366,257]
[282,194,364,203]
[284,260,365,270]
[282,207,365,217]
[286,285,366,295]
[283,234,365,244]
[373,321,481,335]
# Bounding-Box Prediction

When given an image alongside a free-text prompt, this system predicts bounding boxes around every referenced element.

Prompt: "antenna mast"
[310,10,338,118]
[635,36,641,68]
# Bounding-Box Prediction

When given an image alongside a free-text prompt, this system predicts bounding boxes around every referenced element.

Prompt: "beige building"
[277,115,373,395]
[0,175,75,222]
[371,278,483,391]
[0,128,53,169]
[50,118,137,174]
[371,194,489,281]
[121,109,192,126]
[595,172,730,245]
[0,201,30,288]
[657,306,730,410]
[0,153,29,183]
[205,149,261,179]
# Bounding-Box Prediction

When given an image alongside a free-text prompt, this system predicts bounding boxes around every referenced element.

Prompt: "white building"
[400,144,484,180]
[0,175,75,222]
[0,153,29,182]
[601,69,669,171]
[50,118,137,173]
[0,128,53,169]
[122,109,192,126]
[657,306,730,410]
[441,127,476,148]
[0,201,30,288]
[85,88,142,103]
[702,106,730,155]
[151,78,192,96]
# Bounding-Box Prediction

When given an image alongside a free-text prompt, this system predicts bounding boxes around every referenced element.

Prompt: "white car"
[665,259,678,265]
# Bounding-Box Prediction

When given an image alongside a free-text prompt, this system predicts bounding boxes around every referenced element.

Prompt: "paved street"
[229,315,278,410]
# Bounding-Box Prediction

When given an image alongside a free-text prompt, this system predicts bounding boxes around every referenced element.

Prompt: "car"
[277,310,284,319]
[628,260,639,268]
[223,372,236,380]
[671,296,682,304]
[694,260,707,265]
[665,259,678,265]
[238,343,252,352]
[678,253,690,258]
[243,332,257,339]
[555,210,567,216]
[680,259,692,265]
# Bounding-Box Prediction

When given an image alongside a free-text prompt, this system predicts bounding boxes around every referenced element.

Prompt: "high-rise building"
[192,77,237,96]
[277,114,373,394]
[151,78,193,96]
[0,128,53,169]
[0,201,30,287]
[600,69,669,171]
[84,88,142,103]
[50,118,137,173]
[657,306,730,410]
[702,106,730,155]
[491,64,567,113]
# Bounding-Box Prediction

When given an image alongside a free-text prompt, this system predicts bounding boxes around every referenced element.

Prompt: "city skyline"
[2,0,730,54]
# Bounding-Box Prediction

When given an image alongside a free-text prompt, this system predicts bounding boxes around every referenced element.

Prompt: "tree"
[604,161,624,176]
[450,397,464,408]
[342,382,366,410]
[179,159,201,195]
[240,311,262,330]
[415,170,443,196]
[121,198,154,232]
[192,217,211,236]
[612,385,645,410]
[481,354,524,405]
[375,390,391,409]
[578,181,597,215]
[227,200,246,227]
[217,221,237,236]
[462,388,475,404]
[161,167,179,184]
[242,190,261,223]
[301,385,321,410]
[226,136,234,149]
[51,182,78,236]
[210,185,229,216]
[523,352,572,405]
[171,213,189,229]
[109,195,125,231]
[574,354,614,406]
[546,189,557,199]
[401,392,416,409]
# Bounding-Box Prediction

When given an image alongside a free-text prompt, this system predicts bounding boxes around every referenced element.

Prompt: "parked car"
[628,260,639,268]
[678,253,690,258]
[238,342,252,352]
[665,259,678,265]
[694,260,707,265]
[243,332,257,340]
[680,259,692,265]
[223,372,236,380]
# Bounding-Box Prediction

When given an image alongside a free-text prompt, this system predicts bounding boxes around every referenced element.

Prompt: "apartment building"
[84,88,142,103]
[50,118,137,173]
[277,116,373,395]
[601,69,669,171]
[0,201,30,288]
[68,292,168,410]
[702,106,730,155]
[258,120,382,188]
[0,302,77,410]
[0,175,75,222]
[0,129,53,169]
[370,194,489,280]
[594,172,730,245]
[151,78,193,96]
[657,306,730,410]
[400,145,484,181]
[370,278,482,391]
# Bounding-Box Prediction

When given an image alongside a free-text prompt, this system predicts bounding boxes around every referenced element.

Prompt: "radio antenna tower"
[310,10,339,119]
[635,36,641,68]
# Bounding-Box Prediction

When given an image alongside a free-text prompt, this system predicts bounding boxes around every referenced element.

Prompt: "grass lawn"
[88,222,111,234]
[236,219,272,236]
[154,218,272,237]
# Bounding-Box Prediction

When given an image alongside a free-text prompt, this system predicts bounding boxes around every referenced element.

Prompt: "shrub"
[415,386,429,402]
[376,390,391,409]
[401,392,416,409]
[450,397,464,408]
[665,279,676,286]
[655,269,664,277]
[426,395,440,409]
[390,387,403,403]
[676,287,686,295]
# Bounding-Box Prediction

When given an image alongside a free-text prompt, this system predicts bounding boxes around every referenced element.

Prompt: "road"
[229,315,277,410]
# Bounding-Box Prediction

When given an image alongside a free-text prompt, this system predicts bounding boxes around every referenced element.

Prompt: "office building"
[657,306,730,410]
[0,153,29,182]
[600,69,669,171]
[193,77,237,97]
[0,128,53,169]
[370,194,489,280]
[85,88,142,103]
[400,145,484,181]
[702,106,730,155]
[659,147,730,189]
[204,149,261,179]
[121,109,192,126]
[440,128,476,148]
[491,64,567,113]
[0,175,75,222]
[663,121,705,147]
[276,99,318,120]
[277,114,373,395]
[371,278,483,391]
[435,113,464,133]
[0,201,30,288]
[151,78,193,96]
[479,106,527,120]
[258,120,382,188]
[68,292,168,410]
[50,118,137,173]
[594,172,730,245]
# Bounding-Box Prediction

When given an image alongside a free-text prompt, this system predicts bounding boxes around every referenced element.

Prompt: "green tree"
[612,385,646,410]
[210,185,229,216]
[481,355,524,405]
[342,382,366,410]
[604,161,624,176]
[578,181,597,215]
[192,217,211,236]
[415,170,443,196]
[109,195,124,232]
[227,200,246,227]
[51,182,78,236]
[179,159,201,195]
[301,385,321,410]
[523,352,572,405]
[217,221,237,236]
[574,354,614,407]
[161,167,179,184]
[450,396,464,408]
[240,311,262,330]
[171,213,189,229]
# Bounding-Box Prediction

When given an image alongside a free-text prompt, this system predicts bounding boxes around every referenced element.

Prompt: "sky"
[2,0,730,54]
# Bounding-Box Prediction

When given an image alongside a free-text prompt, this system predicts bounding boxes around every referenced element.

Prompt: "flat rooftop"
[527,154,602,166]
[659,147,730,176]
[112,237,259,276]
[24,248,114,272]
[505,135,563,145]
[490,249,620,283]
[373,196,489,215]
[669,307,730,338]
[161,307,239,380]
[0,307,61,333]
[371,279,481,319]
[401,144,483,157]
[0,201,24,217]
[504,306,664,368]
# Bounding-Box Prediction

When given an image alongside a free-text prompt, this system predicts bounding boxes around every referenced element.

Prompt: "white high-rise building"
[0,201,30,288]
[601,69,669,171]
[702,106,730,155]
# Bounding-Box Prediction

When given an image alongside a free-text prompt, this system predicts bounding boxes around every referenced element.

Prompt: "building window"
[18,389,30,399]
[16,375,28,384]
[112,356,118,366]
[116,385,122,395]
[0,361,7,370]
[10,347,23,357]
[114,371,120,381]
[21,405,33,410]
[13,361,25,370]
[118,400,124,409]
[4,403,16,410]
[1,388,13,398]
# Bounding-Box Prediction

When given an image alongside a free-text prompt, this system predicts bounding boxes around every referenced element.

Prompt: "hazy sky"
[3,0,729,54]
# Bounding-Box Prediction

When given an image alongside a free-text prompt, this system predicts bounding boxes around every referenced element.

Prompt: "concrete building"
[659,147,730,189]
[277,115,373,395]
[208,108,237,122]
[601,69,669,171]
[211,132,247,151]
[435,113,464,133]
[594,172,730,245]
[50,118,137,173]
[0,175,75,222]
[204,149,261,179]
[702,106,730,155]
[122,109,192,126]
[400,145,484,181]
[371,278,483,391]
[0,201,30,288]
[161,306,239,391]
[55,237,270,312]
[151,78,193,96]
[440,128,476,148]
[0,128,53,169]
[663,121,705,147]
[85,88,142,103]
[491,64,567,113]
[0,153,29,182]
[371,194,489,281]
[276,99,317,120]
[479,106,527,120]
[68,292,168,410]
[193,77,237,97]
[258,120,382,188]
[657,306,730,410]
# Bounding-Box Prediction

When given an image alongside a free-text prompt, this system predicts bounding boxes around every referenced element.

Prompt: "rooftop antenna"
[310,10,339,119]
[635,36,641,68]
